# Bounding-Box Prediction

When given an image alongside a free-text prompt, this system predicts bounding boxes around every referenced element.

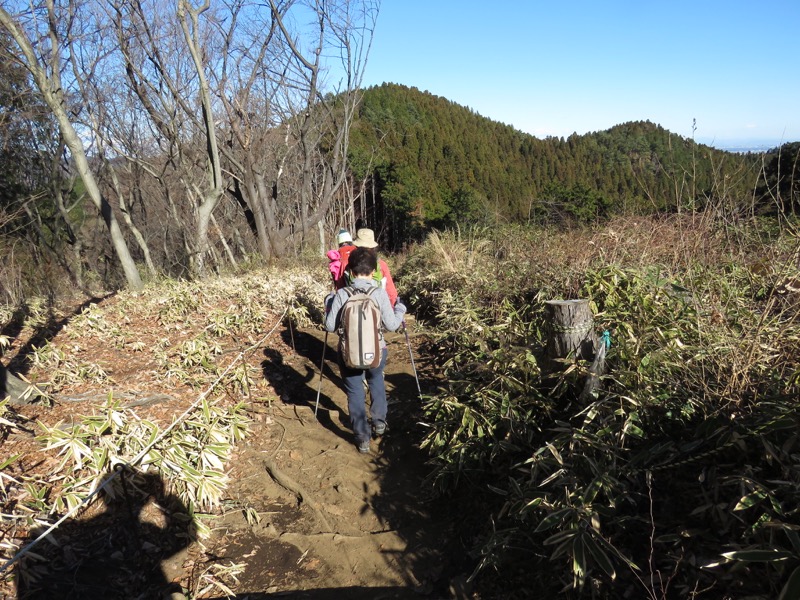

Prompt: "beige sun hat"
[352,228,378,248]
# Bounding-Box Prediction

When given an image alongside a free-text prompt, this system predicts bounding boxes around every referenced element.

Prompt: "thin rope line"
[550,321,593,334]
[0,307,288,575]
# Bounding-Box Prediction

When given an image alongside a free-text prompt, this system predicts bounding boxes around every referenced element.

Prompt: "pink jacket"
[326,250,341,283]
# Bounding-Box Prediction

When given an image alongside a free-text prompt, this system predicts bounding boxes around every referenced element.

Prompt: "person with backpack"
[351,228,398,307]
[324,246,407,453]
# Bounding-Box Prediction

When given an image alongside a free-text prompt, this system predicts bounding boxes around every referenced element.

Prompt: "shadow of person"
[261,345,353,445]
[5,294,114,376]
[15,467,194,600]
[278,326,329,378]
[261,346,316,407]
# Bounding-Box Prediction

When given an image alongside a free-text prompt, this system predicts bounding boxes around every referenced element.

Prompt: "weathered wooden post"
[544,299,597,366]
[544,299,607,400]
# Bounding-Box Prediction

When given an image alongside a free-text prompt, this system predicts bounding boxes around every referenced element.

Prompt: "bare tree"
[3,0,378,285]
[108,0,231,276]
[215,0,379,258]
[0,1,144,290]
[57,2,160,277]
[177,0,225,275]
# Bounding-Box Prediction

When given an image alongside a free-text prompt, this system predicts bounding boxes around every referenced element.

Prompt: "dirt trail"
[0,299,472,599]
[204,319,468,599]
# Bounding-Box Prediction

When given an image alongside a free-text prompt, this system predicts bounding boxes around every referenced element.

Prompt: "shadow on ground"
[14,467,193,600]
[3,294,113,375]
[241,322,474,598]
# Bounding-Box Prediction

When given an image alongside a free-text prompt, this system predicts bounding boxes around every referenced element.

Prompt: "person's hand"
[394,299,407,314]
[324,292,335,314]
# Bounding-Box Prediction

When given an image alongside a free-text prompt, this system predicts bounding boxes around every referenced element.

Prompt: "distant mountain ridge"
[349,84,761,242]
[718,144,775,154]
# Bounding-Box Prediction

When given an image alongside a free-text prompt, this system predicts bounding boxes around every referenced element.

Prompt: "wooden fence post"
[544,299,598,371]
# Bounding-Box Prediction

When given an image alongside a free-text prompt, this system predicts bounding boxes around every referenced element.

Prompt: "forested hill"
[349,83,760,241]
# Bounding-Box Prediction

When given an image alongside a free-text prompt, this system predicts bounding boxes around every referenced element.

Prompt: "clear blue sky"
[361,1,799,150]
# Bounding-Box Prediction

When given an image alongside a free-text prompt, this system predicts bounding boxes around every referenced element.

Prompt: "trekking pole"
[401,321,423,401]
[314,330,328,418]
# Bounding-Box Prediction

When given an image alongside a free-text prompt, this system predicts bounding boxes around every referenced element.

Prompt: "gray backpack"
[338,286,381,369]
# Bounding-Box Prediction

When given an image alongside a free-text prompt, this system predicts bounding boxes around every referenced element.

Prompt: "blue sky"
[360,1,799,149]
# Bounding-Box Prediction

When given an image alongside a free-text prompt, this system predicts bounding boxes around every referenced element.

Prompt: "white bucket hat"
[352,228,378,248]
[336,229,353,245]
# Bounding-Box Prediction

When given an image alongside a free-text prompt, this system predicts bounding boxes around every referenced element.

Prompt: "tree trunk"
[211,214,237,267]
[0,7,143,291]
[179,0,224,277]
[194,193,217,275]
[0,5,143,290]
[109,166,157,277]
[63,116,144,291]
[317,219,325,256]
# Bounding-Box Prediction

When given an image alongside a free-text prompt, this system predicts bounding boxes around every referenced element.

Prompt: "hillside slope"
[350,83,760,243]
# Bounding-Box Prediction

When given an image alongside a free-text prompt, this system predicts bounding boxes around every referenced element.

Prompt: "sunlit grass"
[399,214,800,598]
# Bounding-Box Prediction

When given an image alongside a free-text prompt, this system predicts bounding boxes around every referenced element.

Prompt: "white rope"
[0,307,288,575]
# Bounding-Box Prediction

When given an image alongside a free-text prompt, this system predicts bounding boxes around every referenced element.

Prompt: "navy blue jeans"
[339,346,388,444]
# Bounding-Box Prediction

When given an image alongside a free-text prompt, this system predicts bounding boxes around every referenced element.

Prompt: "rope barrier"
[0,306,288,576]
[550,321,593,334]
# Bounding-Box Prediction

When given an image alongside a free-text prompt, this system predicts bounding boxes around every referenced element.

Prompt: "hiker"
[327,228,357,288]
[351,228,398,307]
[324,246,406,453]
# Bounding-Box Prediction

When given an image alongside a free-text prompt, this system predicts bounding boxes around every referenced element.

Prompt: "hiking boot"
[372,421,386,437]
[357,440,371,454]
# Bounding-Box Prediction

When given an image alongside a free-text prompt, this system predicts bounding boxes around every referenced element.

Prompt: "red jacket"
[333,245,397,306]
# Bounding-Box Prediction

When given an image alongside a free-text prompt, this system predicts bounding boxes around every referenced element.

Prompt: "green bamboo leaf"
[0,454,20,470]
[734,491,767,511]
[543,529,577,546]
[583,535,616,580]
[770,494,785,517]
[722,550,794,562]
[582,477,603,505]
[523,497,543,510]
[535,507,573,533]
[546,443,563,465]
[572,535,587,580]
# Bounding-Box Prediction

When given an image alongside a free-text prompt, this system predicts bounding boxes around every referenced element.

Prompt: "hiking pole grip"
[402,321,423,400]
[315,330,328,418]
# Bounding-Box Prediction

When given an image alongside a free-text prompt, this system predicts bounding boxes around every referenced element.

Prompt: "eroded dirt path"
[0,290,471,599]
[201,321,466,599]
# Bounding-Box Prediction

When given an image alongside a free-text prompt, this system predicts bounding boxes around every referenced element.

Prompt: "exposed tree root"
[264,458,333,533]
